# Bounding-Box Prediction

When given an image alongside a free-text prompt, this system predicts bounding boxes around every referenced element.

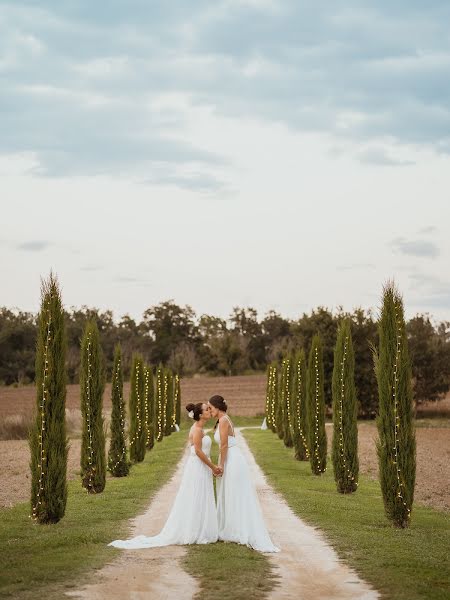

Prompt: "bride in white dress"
[208,395,280,553]
[108,402,220,549]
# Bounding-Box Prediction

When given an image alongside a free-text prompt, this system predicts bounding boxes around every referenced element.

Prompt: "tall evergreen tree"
[80,320,106,493]
[29,272,68,523]
[164,369,174,435]
[129,354,146,462]
[174,373,181,427]
[108,344,129,477]
[275,360,285,439]
[291,349,309,461]
[264,364,276,430]
[373,282,416,527]
[332,320,358,492]
[270,363,278,433]
[282,356,294,447]
[156,364,165,441]
[144,365,155,450]
[307,334,327,475]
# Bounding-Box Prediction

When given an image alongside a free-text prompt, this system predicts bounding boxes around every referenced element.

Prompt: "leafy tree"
[281,357,294,447]
[155,364,165,442]
[80,319,106,493]
[307,334,327,475]
[373,281,416,528]
[291,350,309,461]
[144,365,155,450]
[164,369,174,436]
[174,373,181,426]
[332,320,358,493]
[129,354,146,462]
[108,344,129,476]
[29,273,68,523]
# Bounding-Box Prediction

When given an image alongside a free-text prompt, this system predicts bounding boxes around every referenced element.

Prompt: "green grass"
[243,429,450,600]
[183,543,278,600]
[0,431,187,600]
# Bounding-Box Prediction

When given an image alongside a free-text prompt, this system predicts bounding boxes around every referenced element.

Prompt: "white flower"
[188,410,194,419]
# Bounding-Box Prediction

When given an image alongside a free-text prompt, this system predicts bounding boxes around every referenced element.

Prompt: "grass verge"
[0,431,187,600]
[243,428,450,600]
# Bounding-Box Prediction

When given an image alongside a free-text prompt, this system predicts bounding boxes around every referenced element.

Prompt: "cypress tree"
[307,334,327,475]
[108,344,129,477]
[29,272,68,523]
[156,364,165,442]
[275,360,285,440]
[332,320,358,493]
[269,363,278,433]
[164,369,174,435]
[144,365,155,450]
[80,320,106,493]
[129,354,146,462]
[265,364,277,431]
[291,349,309,461]
[174,373,181,427]
[282,356,294,447]
[373,281,416,527]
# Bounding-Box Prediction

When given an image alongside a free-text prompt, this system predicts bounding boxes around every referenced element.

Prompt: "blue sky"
[1,1,450,322]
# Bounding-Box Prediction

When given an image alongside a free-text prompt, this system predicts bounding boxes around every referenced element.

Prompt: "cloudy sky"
[1,1,450,323]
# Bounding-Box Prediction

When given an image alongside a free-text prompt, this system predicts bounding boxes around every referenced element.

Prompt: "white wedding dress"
[214,417,280,553]
[108,433,218,549]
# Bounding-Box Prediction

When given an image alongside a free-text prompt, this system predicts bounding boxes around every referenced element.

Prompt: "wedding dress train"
[108,434,218,549]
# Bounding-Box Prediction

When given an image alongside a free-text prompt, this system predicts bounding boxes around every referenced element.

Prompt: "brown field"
[0,375,449,511]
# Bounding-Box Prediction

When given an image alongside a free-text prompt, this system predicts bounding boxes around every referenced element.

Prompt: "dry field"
[0,375,449,511]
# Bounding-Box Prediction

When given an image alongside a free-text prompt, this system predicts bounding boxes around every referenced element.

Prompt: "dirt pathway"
[238,427,379,600]
[65,443,198,600]
[65,429,378,600]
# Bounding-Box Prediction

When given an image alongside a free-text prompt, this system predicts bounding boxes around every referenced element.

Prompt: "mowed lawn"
[0,431,187,600]
[243,429,450,600]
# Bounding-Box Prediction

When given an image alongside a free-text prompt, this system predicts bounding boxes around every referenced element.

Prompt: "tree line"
[1,300,449,415]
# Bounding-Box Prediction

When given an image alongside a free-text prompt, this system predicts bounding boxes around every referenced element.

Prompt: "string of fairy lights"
[393,303,411,518]
[313,346,326,473]
[129,360,143,450]
[31,300,52,520]
[156,368,163,441]
[285,358,293,436]
[163,372,169,432]
[144,367,151,446]
[337,336,357,487]
[270,365,277,428]
[172,374,179,428]
[265,366,274,427]
[295,357,310,458]
[83,332,96,493]
[109,358,127,472]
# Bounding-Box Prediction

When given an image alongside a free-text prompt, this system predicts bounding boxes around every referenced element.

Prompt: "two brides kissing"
[108,395,279,553]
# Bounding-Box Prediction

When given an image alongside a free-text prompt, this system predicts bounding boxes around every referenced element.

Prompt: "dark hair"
[209,395,227,412]
[186,402,204,421]
[209,395,228,430]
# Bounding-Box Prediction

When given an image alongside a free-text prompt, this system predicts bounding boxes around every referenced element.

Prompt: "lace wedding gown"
[108,434,218,549]
[214,417,280,553]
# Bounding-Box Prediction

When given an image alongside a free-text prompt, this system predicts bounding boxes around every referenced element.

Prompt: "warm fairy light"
[392,303,411,518]
[295,356,309,458]
[129,360,143,450]
[83,332,96,493]
[109,358,127,472]
[173,374,179,427]
[285,358,293,436]
[32,299,52,520]
[163,372,169,432]
[265,366,274,428]
[313,346,326,473]
[337,336,357,486]
[144,367,151,446]
[270,365,277,429]
[156,367,163,441]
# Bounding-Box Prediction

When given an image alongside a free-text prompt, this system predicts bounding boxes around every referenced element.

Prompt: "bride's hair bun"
[185,402,203,421]
[208,395,227,412]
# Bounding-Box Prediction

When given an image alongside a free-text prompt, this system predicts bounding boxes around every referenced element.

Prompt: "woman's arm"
[218,418,229,471]
[193,428,220,474]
